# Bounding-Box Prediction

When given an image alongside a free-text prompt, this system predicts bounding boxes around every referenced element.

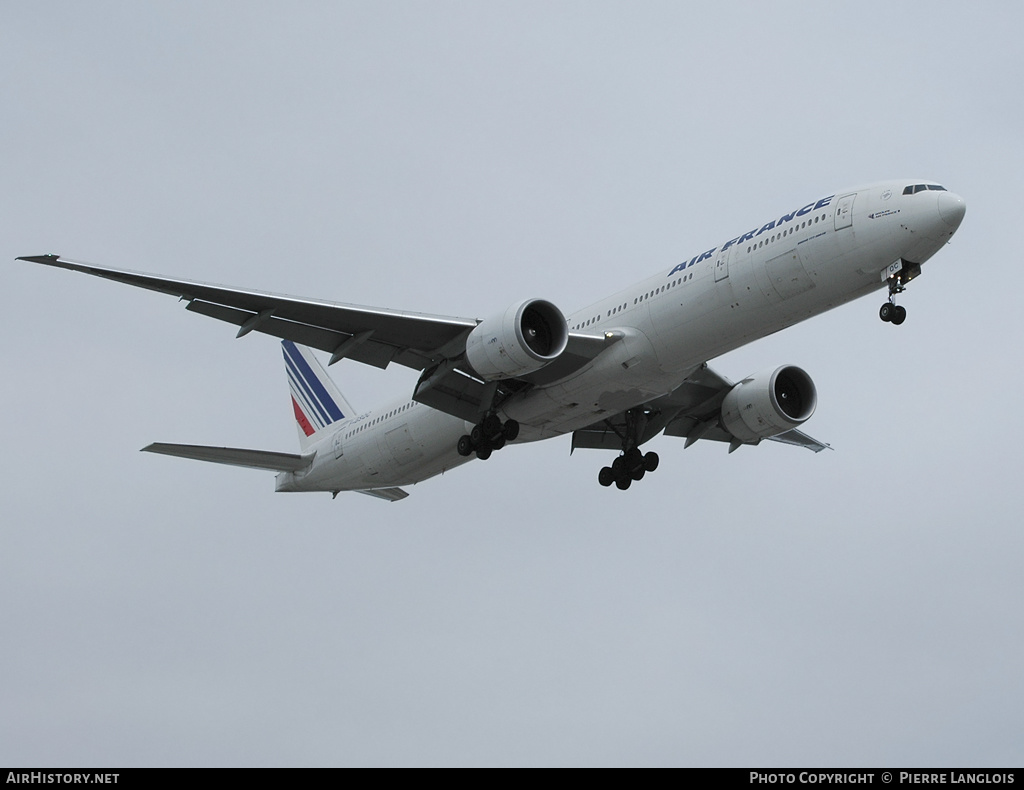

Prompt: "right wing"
[17,255,478,371]
[17,254,616,421]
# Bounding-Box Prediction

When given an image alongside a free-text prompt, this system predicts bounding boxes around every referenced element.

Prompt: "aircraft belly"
[503,326,679,436]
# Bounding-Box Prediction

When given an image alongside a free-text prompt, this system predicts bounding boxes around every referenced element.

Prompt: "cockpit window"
[902,184,947,195]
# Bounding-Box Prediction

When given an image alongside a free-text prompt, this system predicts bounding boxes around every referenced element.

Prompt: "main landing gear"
[880,270,909,325]
[457,414,519,461]
[595,406,661,490]
[598,447,660,491]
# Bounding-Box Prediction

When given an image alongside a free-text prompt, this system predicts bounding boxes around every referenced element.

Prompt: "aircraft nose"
[938,191,966,230]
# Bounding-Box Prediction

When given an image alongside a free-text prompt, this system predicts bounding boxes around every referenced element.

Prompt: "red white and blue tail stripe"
[282,340,354,449]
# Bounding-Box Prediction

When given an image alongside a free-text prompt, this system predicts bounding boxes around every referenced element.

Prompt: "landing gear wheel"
[502,419,520,441]
[457,435,473,456]
[482,413,502,437]
[644,452,660,472]
[476,446,492,461]
[631,466,646,482]
[491,434,506,451]
[615,476,632,491]
[470,425,483,445]
[891,305,907,325]
[598,467,615,487]
[879,303,894,322]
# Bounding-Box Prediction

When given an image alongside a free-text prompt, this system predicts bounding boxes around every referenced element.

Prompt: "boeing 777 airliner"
[16,179,965,500]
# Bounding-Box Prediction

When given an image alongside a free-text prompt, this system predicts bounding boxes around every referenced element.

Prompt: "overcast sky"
[2,0,1022,767]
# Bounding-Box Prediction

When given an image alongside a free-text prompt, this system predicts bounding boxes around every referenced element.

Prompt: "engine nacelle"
[465,299,569,381]
[720,365,817,443]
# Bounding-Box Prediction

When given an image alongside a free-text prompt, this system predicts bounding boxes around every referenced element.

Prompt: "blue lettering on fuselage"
[693,248,714,266]
[666,194,835,277]
[668,247,717,276]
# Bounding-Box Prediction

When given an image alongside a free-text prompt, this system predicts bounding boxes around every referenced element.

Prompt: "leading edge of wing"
[16,254,478,364]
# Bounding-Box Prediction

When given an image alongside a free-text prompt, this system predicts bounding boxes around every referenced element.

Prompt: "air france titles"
[668,195,835,278]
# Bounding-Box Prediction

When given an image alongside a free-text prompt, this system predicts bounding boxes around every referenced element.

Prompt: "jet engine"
[720,365,817,442]
[465,299,569,381]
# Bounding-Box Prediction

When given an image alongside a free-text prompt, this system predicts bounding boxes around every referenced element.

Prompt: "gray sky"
[2,0,1021,767]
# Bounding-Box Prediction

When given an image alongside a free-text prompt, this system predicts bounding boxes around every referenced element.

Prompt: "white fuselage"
[277,180,963,494]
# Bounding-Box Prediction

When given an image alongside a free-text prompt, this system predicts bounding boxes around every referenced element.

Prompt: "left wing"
[571,363,830,453]
[17,255,478,371]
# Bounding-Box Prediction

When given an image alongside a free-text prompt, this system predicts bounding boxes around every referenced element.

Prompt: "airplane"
[16,179,965,501]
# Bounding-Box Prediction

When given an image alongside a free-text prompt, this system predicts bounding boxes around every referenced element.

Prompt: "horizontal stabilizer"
[356,487,410,502]
[142,443,313,472]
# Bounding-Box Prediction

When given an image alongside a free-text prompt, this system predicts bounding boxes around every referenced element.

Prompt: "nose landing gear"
[879,261,921,325]
[879,301,907,325]
[879,273,908,325]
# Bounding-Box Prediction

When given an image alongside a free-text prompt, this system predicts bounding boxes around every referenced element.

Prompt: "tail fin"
[282,340,355,450]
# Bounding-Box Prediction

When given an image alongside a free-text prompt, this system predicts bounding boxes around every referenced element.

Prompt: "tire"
[476,446,492,461]
[615,476,632,490]
[892,305,907,325]
[612,455,625,474]
[644,451,660,472]
[879,303,893,322]
[482,414,502,437]
[631,467,646,482]
[457,435,473,456]
[470,425,483,446]
[491,434,506,451]
[502,419,520,441]
[598,467,615,487]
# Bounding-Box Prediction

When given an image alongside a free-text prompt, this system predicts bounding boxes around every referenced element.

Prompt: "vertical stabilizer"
[282,340,355,451]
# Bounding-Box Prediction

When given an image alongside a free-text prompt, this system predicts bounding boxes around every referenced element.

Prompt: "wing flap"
[356,487,410,502]
[185,299,406,370]
[765,429,831,452]
[142,442,313,472]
